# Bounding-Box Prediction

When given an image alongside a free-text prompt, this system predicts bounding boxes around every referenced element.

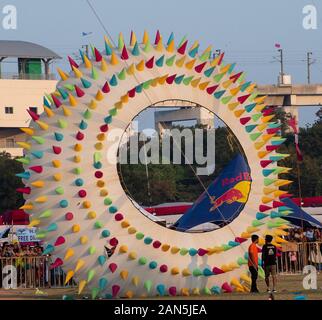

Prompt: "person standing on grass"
[262,235,277,293]
[248,234,259,293]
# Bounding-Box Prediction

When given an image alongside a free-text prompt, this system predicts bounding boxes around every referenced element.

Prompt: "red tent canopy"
[1,210,30,225]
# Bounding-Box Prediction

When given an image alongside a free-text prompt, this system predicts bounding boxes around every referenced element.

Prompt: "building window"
[29,107,38,114]
[6,138,15,148]
[5,107,14,114]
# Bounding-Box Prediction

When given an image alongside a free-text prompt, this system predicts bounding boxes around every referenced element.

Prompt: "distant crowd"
[285,227,321,243]
[0,242,43,258]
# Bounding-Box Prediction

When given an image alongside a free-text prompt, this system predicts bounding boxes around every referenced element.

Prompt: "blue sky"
[1,0,321,126]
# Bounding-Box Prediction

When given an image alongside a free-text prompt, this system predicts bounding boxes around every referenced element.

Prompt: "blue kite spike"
[241,81,252,92]
[156,55,165,67]
[204,66,215,77]
[228,63,236,74]
[105,41,112,56]
[99,278,108,290]
[16,171,31,180]
[256,212,269,220]
[228,241,240,247]
[31,151,44,159]
[245,124,257,133]
[167,32,174,45]
[44,96,51,108]
[156,284,166,296]
[43,244,55,255]
[109,74,118,86]
[57,88,68,100]
[263,169,275,177]
[54,132,64,142]
[79,120,88,130]
[132,42,140,56]
[203,268,214,276]
[47,223,58,232]
[79,49,85,62]
[81,78,92,89]
[211,286,221,294]
[189,45,199,58]
[245,103,257,113]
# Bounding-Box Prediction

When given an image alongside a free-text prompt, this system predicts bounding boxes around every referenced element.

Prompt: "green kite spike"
[143,39,152,53]
[166,55,176,67]
[32,136,46,144]
[251,113,262,122]
[40,210,53,219]
[16,157,31,165]
[264,178,277,186]
[55,187,64,195]
[117,68,126,80]
[249,132,262,141]
[91,288,100,300]
[58,119,68,129]
[83,109,92,120]
[91,67,99,80]
[183,76,194,85]
[144,280,153,293]
[213,73,225,83]
[192,268,203,277]
[118,33,124,52]
[63,84,75,91]
[87,269,95,283]
[221,96,232,104]
[200,50,211,62]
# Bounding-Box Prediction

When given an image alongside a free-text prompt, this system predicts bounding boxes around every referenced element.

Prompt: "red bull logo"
[210,181,251,211]
[221,172,251,187]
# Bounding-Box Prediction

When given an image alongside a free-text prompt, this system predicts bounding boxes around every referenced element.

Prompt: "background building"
[0,41,60,156]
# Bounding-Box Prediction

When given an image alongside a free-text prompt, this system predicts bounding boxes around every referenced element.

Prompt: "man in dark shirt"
[262,235,277,293]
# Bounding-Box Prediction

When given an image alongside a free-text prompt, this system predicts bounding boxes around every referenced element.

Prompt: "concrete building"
[154,100,214,136]
[0,41,60,156]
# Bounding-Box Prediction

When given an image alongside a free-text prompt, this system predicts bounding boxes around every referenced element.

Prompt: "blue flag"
[174,154,251,231]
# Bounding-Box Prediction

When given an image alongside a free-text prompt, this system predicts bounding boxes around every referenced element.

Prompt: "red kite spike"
[102,81,110,94]
[121,46,129,60]
[29,166,43,173]
[177,40,188,55]
[16,187,31,194]
[51,94,62,108]
[195,61,207,73]
[94,48,102,62]
[145,56,154,69]
[154,30,161,45]
[68,56,79,69]
[27,109,40,121]
[218,52,224,65]
[75,85,85,98]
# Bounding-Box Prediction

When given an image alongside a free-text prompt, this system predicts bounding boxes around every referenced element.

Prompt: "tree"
[0,152,25,213]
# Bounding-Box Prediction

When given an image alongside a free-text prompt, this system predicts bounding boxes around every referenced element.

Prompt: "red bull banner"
[173,154,251,231]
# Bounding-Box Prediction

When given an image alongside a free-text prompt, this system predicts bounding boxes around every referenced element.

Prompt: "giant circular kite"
[18,31,292,299]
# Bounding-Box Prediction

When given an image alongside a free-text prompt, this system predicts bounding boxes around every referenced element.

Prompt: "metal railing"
[277,241,322,274]
[0,256,76,289]
[0,72,56,80]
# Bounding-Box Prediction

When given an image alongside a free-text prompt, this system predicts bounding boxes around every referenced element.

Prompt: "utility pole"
[307,52,313,84]
[82,44,89,57]
[278,49,284,84]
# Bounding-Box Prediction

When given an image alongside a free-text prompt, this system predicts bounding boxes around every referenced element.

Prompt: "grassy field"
[0,274,321,300]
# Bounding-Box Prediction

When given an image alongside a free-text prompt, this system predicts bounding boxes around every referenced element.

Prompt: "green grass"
[0,274,321,300]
